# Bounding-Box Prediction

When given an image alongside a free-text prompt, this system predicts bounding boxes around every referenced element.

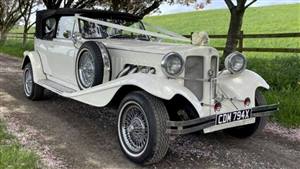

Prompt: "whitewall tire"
[117,91,170,165]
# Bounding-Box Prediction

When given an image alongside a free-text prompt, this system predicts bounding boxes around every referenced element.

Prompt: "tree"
[41,0,196,17]
[42,0,97,9]
[223,0,257,57]
[107,0,164,17]
[21,0,39,47]
[0,0,27,42]
[101,0,196,17]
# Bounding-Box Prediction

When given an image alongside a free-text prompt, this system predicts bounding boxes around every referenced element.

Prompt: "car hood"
[98,39,215,56]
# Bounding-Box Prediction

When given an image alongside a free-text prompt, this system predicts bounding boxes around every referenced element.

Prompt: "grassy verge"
[0,122,39,169]
[248,55,300,128]
[0,40,34,58]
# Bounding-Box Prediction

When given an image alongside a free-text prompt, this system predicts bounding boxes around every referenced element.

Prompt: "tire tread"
[141,91,169,164]
[118,91,170,165]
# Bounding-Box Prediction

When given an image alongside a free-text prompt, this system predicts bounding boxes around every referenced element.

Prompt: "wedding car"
[22,9,278,164]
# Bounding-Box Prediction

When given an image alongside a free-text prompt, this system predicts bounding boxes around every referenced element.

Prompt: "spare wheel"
[75,41,111,89]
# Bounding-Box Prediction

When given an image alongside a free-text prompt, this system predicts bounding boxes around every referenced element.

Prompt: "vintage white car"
[22,9,278,164]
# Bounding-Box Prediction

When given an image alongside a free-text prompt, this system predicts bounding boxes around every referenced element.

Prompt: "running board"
[38,79,77,95]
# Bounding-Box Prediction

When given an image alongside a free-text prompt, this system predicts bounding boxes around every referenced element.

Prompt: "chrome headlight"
[161,52,184,77]
[225,52,247,74]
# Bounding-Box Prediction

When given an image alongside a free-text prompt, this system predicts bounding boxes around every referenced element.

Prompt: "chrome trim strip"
[107,47,165,55]
[96,42,112,83]
[178,76,216,82]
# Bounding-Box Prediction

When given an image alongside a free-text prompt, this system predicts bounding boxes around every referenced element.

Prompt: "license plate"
[216,109,252,125]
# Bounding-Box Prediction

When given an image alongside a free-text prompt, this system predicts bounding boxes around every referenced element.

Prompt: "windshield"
[79,19,149,41]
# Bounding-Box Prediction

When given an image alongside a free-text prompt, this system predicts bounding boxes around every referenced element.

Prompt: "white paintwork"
[69,73,201,109]
[23,15,272,133]
[23,51,46,82]
[218,69,269,106]
[35,38,79,89]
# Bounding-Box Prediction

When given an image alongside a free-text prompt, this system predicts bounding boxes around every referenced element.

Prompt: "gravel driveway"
[0,55,299,169]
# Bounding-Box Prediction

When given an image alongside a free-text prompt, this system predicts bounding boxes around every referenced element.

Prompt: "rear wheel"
[117,91,169,165]
[23,63,44,100]
[224,90,267,138]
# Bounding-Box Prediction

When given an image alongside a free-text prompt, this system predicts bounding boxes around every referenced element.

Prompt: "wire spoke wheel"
[24,68,33,96]
[117,91,170,164]
[78,51,95,88]
[22,63,44,100]
[120,101,149,155]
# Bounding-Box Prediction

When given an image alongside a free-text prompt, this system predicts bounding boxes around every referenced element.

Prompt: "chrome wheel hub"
[79,51,95,88]
[120,102,149,154]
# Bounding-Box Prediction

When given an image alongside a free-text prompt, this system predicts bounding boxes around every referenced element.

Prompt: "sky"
[158,0,300,15]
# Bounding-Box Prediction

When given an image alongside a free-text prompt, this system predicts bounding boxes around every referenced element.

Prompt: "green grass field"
[0,122,39,169]
[144,4,300,48]
[0,4,299,127]
[0,40,33,57]
[145,4,300,34]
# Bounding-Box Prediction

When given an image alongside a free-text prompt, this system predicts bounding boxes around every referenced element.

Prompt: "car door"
[35,17,57,76]
[47,16,78,87]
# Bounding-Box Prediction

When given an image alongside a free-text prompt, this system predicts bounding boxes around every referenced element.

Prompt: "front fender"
[218,69,269,107]
[22,51,46,82]
[68,73,202,111]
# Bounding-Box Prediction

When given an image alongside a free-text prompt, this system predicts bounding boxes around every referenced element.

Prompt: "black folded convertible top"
[36,8,142,39]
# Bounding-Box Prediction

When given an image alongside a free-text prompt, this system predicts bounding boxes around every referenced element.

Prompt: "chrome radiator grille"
[211,56,218,98]
[184,56,204,100]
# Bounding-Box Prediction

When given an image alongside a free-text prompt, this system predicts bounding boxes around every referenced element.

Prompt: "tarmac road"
[0,55,299,169]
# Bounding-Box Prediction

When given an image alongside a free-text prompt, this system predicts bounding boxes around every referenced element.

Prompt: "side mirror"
[63,30,71,39]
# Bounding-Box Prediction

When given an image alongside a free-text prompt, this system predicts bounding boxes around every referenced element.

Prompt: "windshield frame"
[77,18,150,41]
[74,15,190,43]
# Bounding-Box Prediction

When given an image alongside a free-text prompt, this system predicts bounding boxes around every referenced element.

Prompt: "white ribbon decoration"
[75,15,191,43]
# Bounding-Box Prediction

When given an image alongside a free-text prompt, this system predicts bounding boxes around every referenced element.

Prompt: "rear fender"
[22,51,46,82]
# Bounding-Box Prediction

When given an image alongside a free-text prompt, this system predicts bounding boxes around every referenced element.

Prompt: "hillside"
[144,4,300,34]
[144,4,300,48]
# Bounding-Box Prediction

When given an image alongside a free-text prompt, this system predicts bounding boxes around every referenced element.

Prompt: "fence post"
[238,30,244,53]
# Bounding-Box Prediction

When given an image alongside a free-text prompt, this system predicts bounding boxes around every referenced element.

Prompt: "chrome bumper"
[166,104,279,135]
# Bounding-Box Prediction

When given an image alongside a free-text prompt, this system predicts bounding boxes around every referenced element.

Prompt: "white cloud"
[158,0,300,15]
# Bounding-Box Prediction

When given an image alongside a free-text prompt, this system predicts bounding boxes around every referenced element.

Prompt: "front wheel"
[117,91,170,165]
[224,90,267,138]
